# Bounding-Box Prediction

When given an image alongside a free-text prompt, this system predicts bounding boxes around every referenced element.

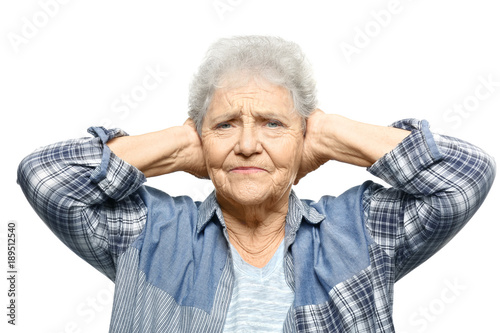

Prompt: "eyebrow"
[209,111,241,125]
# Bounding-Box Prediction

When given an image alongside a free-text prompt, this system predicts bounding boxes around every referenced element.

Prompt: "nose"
[234,125,263,156]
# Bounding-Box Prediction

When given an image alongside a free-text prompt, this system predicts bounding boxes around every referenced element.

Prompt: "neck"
[218,191,290,268]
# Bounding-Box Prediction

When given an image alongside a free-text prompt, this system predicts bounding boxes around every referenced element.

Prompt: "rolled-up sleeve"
[17,127,148,280]
[364,119,496,280]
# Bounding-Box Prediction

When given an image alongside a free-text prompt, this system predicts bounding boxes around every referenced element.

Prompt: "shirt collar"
[196,191,224,233]
[196,190,325,234]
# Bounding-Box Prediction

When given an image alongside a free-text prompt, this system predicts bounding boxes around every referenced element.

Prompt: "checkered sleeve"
[365,119,496,281]
[17,127,148,281]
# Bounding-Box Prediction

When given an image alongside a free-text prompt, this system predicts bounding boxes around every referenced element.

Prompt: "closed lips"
[230,167,266,173]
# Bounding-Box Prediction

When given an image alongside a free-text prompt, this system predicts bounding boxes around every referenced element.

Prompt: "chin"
[221,181,290,207]
[231,188,271,206]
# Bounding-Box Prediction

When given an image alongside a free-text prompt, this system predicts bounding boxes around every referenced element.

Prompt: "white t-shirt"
[223,240,295,332]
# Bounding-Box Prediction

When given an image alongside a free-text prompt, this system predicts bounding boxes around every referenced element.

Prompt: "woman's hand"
[181,119,209,179]
[294,109,330,185]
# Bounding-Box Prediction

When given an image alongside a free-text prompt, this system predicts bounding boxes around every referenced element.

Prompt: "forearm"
[107,126,194,178]
[316,114,411,167]
[108,124,206,177]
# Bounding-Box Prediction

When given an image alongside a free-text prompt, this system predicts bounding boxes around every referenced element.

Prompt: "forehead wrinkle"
[222,93,272,117]
[231,94,293,117]
[208,83,297,124]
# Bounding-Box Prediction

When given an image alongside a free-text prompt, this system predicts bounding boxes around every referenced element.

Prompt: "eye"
[215,122,232,130]
[266,120,283,128]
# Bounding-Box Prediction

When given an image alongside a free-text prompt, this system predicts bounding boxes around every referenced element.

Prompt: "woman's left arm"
[295,110,411,183]
[297,110,496,279]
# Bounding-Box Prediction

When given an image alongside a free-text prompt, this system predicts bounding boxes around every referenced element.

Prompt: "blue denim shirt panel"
[293,182,374,307]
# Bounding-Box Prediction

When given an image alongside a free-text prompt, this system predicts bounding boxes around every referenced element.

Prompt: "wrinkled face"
[201,78,304,207]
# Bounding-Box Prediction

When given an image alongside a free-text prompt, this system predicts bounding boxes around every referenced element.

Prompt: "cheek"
[202,139,231,170]
[267,136,303,171]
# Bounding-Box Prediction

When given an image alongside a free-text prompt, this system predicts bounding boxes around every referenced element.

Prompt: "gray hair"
[188,35,317,133]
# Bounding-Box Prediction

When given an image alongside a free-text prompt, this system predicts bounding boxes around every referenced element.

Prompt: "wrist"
[176,124,208,178]
[164,125,196,173]
[312,114,344,162]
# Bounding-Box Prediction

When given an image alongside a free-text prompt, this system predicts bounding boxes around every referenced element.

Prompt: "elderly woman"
[18,36,495,332]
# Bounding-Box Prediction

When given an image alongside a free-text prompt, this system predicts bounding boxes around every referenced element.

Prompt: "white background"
[1,0,499,332]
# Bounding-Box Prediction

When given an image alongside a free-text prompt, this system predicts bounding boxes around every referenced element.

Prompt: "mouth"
[229,167,267,174]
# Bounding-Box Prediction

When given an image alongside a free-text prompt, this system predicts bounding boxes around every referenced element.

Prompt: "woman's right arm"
[17,121,205,280]
[107,119,207,178]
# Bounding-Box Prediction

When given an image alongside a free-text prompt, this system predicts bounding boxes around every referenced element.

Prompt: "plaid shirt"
[17,119,495,332]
